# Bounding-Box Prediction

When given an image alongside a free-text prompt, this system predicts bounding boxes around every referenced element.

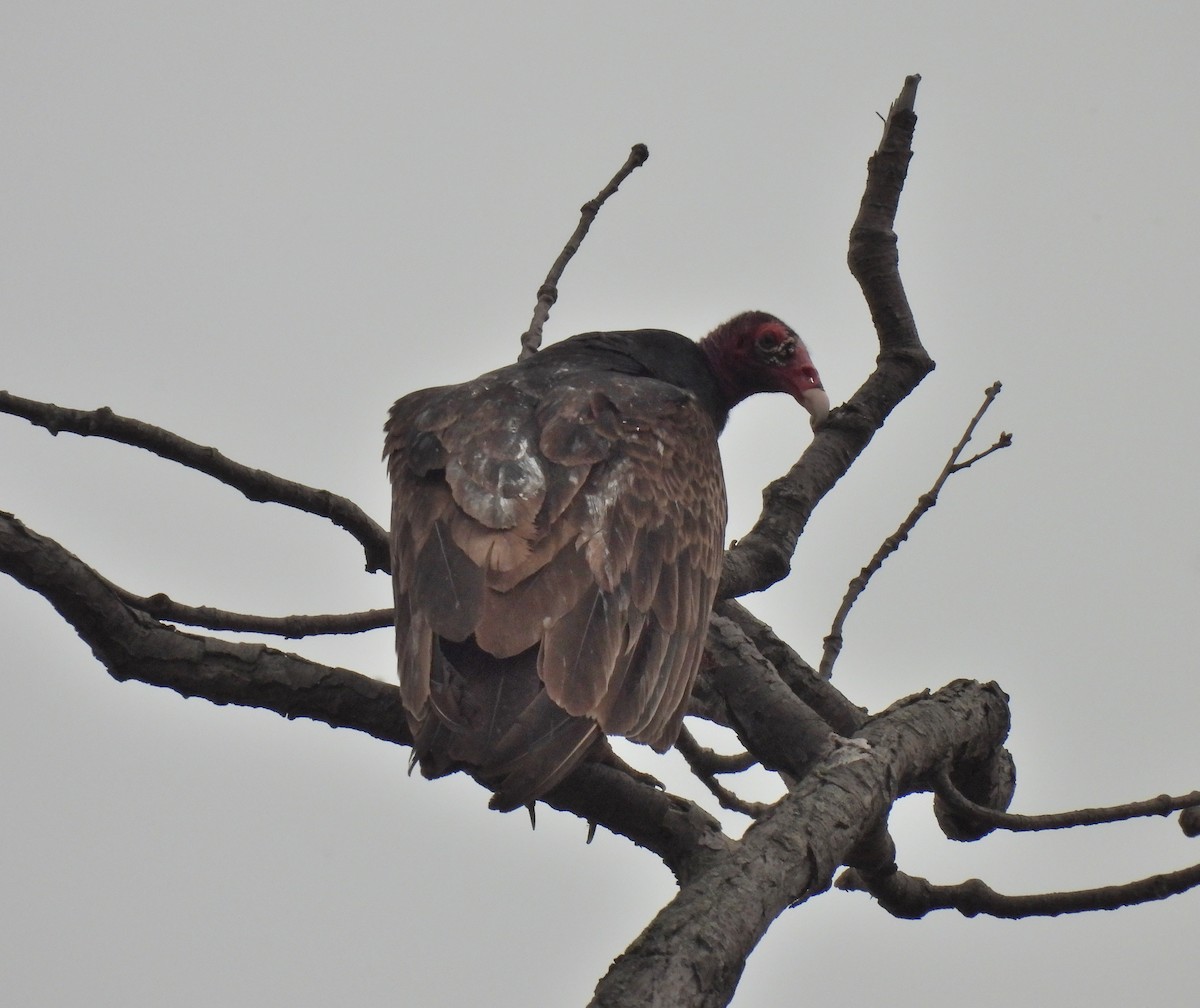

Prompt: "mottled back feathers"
[385,317,825,810]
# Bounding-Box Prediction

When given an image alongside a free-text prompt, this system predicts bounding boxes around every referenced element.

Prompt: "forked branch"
[820,382,1011,677]
[0,509,727,877]
[675,727,771,819]
[0,510,408,744]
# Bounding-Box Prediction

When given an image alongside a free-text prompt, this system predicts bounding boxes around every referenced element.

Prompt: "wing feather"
[410,518,484,641]
[386,363,726,798]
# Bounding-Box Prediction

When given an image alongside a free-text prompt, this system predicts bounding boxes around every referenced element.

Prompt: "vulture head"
[700,311,830,427]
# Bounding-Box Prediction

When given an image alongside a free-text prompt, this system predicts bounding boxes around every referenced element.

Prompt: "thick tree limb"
[0,510,409,743]
[718,599,866,736]
[719,74,934,600]
[544,762,734,884]
[0,509,729,874]
[704,612,834,778]
[0,390,390,572]
[589,679,1011,1008]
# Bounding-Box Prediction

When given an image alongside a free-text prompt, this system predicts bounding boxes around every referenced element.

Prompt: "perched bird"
[385,311,827,811]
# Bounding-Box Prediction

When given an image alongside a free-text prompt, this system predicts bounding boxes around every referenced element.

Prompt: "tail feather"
[408,636,601,811]
[486,692,602,811]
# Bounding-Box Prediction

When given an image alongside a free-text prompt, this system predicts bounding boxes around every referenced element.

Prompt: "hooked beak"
[780,356,828,429]
[797,386,831,429]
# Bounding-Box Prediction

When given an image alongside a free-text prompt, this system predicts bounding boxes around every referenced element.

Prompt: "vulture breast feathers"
[385,312,827,811]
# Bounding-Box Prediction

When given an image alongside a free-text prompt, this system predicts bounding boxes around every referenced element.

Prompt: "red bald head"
[699,311,829,426]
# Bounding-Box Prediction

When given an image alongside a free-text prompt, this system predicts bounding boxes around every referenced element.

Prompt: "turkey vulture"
[385,311,827,811]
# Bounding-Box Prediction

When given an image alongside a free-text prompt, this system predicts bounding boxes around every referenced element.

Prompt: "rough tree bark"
[1,76,1196,1008]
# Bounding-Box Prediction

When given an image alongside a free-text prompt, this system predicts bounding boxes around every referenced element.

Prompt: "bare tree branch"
[1182,806,1200,838]
[111,583,393,638]
[837,861,1200,920]
[675,727,771,819]
[719,73,934,601]
[675,729,758,775]
[934,767,1200,832]
[718,599,867,736]
[6,73,1192,1008]
[0,390,390,572]
[589,679,1012,1008]
[0,509,409,744]
[933,743,1017,841]
[544,762,734,885]
[821,381,1011,677]
[704,613,834,778]
[0,508,733,875]
[519,143,650,360]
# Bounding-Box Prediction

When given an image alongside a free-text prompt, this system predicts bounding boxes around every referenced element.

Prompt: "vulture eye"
[754,327,796,365]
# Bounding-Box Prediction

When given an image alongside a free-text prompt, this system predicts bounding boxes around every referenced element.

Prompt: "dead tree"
[2,77,1196,1008]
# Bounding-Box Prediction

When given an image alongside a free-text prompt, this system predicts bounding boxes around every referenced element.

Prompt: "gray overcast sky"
[3,2,1197,1005]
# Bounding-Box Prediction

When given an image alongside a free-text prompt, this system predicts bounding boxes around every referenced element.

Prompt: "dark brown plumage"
[385,312,827,810]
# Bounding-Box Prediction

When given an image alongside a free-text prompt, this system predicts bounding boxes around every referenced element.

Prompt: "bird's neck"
[542,330,732,432]
[697,337,747,424]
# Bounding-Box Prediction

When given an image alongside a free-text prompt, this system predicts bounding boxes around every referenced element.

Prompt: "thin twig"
[934,767,1200,832]
[675,727,770,818]
[110,583,393,637]
[0,390,390,572]
[837,861,1200,920]
[675,729,759,775]
[820,382,1011,678]
[518,143,649,360]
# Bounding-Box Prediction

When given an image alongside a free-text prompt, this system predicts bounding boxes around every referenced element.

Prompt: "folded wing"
[386,368,726,807]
